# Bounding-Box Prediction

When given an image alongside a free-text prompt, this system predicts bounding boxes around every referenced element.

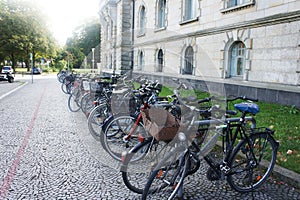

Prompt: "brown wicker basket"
[141,107,180,141]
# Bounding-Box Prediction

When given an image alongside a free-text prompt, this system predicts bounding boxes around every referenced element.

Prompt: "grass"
[159,85,300,174]
[255,103,300,173]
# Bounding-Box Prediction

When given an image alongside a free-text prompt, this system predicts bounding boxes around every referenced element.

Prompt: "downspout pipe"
[131,0,135,72]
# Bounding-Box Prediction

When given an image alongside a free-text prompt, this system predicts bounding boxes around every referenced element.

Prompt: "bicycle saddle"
[234,102,260,114]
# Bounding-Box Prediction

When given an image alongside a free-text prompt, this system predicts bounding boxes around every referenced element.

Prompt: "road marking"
[0,86,46,199]
[0,82,28,100]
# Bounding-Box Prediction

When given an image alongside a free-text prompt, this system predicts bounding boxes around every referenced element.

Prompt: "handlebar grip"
[226,110,238,116]
[198,97,211,104]
[242,96,258,102]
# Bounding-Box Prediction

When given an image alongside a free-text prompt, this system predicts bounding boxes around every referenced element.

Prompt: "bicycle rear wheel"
[227,132,278,192]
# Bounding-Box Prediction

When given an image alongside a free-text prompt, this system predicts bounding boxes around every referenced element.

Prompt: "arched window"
[157,0,166,28]
[183,0,197,21]
[138,51,144,70]
[139,6,146,34]
[105,24,109,40]
[157,49,163,72]
[110,54,113,69]
[105,55,108,69]
[183,46,194,75]
[229,41,245,77]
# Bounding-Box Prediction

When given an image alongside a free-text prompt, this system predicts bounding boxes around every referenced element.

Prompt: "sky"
[36,0,100,45]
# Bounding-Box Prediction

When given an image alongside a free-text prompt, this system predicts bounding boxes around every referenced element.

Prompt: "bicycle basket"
[82,80,90,91]
[111,95,137,115]
[141,107,180,141]
[65,75,75,82]
[89,82,103,93]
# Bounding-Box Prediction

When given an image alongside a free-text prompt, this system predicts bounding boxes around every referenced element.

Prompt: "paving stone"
[0,78,299,199]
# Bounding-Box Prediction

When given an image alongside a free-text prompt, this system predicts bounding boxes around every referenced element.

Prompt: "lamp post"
[84,56,87,73]
[91,48,95,73]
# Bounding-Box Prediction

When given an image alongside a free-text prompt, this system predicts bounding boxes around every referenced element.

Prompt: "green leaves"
[62,19,101,69]
[0,0,59,68]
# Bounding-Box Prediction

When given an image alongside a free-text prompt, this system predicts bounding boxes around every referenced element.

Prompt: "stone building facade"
[99,0,300,106]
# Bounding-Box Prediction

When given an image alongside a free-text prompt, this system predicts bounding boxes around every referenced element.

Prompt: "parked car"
[1,66,14,74]
[32,67,42,74]
[0,72,14,83]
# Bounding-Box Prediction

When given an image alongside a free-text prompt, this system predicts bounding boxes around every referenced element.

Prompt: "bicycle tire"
[101,115,148,162]
[141,145,187,200]
[61,82,69,94]
[227,132,278,192]
[121,139,174,194]
[87,103,110,140]
[80,93,92,114]
[168,153,190,200]
[68,94,81,112]
[82,94,98,117]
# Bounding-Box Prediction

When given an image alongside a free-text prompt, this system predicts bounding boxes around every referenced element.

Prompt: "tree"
[64,18,101,69]
[0,0,59,70]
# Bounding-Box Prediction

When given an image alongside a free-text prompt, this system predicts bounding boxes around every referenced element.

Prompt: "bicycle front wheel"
[121,140,174,194]
[227,132,278,192]
[87,103,111,140]
[68,94,81,112]
[101,115,148,162]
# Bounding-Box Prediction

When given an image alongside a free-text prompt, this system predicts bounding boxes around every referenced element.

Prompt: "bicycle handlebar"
[226,96,258,102]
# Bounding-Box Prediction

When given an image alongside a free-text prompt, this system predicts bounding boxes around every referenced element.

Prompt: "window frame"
[138,6,146,36]
[182,46,194,75]
[182,0,198,22]
[138,50,144,70]
[156,0,166,29]
[221,0,255,13]
[157,49,164,72]
[229,41,246,78]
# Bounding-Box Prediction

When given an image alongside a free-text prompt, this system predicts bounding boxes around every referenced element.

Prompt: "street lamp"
[92,48,95,73]
[84,56,87,73]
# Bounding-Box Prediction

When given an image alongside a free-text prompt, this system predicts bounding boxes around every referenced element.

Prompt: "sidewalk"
[0,75,299,198]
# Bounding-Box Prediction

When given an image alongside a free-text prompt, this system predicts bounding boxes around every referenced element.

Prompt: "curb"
[215,141,300,190]
[272,164,300,190]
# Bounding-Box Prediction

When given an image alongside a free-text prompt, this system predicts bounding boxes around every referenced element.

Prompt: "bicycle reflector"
[121,151,127,163]
[138,134,145,143]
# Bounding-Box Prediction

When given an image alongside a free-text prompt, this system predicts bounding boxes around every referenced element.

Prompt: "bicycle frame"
[203,112,258,176]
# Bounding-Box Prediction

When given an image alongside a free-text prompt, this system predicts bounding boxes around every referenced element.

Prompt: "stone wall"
[133,71,300,108]
[132,0,300,86]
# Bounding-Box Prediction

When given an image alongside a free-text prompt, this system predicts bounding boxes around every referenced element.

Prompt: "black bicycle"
[141,95,279,199]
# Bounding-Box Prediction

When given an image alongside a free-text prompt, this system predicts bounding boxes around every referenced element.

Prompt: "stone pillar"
[297,60,300,85]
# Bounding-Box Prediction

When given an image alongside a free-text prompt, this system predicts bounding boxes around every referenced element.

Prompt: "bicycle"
[141,93,279,199]
[120,95,213,194]
[100,80,172,162]
[86,75,143,140]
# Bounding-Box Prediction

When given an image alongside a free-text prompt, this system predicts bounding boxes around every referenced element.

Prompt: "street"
[0,77,299,199]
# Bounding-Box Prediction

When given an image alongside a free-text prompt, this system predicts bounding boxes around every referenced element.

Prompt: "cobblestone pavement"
[0,77,299,199]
